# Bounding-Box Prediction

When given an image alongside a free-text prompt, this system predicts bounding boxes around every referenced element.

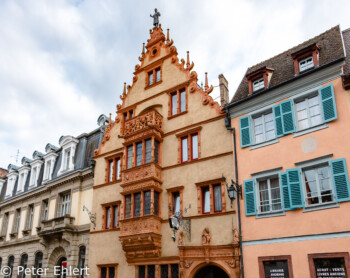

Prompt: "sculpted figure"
[150,9,161,27]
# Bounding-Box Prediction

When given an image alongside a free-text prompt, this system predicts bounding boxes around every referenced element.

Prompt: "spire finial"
[167,29,170,42]
[123,82,127,96]
[109,113,112,125]
[142,43,145,55]
[204,72,209,90]
[186,51,190,68]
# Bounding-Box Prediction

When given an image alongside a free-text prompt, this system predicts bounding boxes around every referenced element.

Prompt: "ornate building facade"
[89,25,240,278]
[0,116,105,278]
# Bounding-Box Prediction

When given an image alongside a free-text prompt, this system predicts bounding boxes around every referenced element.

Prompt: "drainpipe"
[225,115,245,278]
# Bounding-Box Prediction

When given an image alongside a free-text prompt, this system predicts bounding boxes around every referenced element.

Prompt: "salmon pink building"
[226,26,350,278]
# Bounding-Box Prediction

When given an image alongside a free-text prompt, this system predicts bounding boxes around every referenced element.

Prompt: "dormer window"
[43,143,58,182]
[246,67,274,95]
[299,56,314,72]
[17,158,30,193]
[252,78,265,91]
[291,43,319,74]
[57,136,78,176]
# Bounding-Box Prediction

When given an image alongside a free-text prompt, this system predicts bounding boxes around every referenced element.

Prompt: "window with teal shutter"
[319,84,338,122]
[239,116,251,148]
[286,168,304,208]
[244,179,256,216]
[273,104,284,137]
[330,158,350,202]
[280,100,295,134]
[279,172,292,210]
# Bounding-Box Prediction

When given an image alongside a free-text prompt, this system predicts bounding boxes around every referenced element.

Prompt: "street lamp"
[222,174,242,207]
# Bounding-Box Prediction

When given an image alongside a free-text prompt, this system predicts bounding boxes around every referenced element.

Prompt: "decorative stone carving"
[233,228,239,244]
[202,227,211,246]
[124,110,163,137]
[178,231,184,246]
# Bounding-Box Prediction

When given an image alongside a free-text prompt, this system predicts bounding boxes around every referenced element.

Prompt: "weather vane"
[150,8,161,27]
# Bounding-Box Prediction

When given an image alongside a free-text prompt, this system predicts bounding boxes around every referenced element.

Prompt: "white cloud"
[0,0,349,167]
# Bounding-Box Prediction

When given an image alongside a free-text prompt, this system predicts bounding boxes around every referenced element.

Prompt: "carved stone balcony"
[38,215,76,241]
[122,162,162,188]
[123,110,163,139]
[119,215,162,262]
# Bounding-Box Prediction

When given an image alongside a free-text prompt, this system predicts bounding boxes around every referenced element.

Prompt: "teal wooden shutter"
[280,100,295,134]
[319,84,338,122]
[273,104,284,137]
[330,158,350,202]
[244,179,256,216]
[287,168,304,208]
[279,172,292,210]
[239,116,251,148]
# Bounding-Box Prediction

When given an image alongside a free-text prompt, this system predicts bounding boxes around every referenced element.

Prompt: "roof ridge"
[247,25,340,71]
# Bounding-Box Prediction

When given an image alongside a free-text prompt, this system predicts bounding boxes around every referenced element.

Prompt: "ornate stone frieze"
[124,110,163,138]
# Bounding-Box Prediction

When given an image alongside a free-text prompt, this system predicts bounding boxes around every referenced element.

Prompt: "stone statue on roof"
[150,8,161,27]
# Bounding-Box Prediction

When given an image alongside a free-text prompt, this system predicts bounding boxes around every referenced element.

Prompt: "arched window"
[34,252,43,278]
[19,254,28,278]
[78,246,86,278]
[7,256,14,278]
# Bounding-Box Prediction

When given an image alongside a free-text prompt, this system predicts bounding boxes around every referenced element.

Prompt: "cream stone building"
[89,24,240,278]
[0,116,105,278]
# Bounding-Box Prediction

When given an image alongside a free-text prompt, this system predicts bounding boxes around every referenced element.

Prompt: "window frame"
[102,201,121,230]
[105,155,122,183]
[308,252,350,278]
[176,127,202,164]
[146,66,162,88]
[256,176,283,215]
[26,204,34,231]
[98,264,118,278]
[13,208,21,234]
[166,186,184,217]
[196,179,226,215]
[252,77,265,92]
[251,110,276,145]
[258,255,294,278]
[0,212,9,236]
[169,87,187,118]
[299,56,314,72]
[57,191,71,217]
[41,199,49,221]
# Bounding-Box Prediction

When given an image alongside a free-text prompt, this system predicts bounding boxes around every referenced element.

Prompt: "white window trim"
[5,172,18,198]
[17,166,30,193]
[297,158,337,210]
[29,160,43,188]
[57,136,78,176]
[252,168,284,217]
[43,152,58,182]
[253,77,265,91]
[0,178,5,196]
[299,56,314,72]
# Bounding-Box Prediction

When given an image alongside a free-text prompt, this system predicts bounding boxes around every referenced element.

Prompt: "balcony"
[38,215,76,241]
[119,215,162,262]
[122,162,162,187]
[124,110,163,139]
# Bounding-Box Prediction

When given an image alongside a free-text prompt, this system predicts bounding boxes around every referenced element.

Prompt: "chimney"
[218,74,229,106]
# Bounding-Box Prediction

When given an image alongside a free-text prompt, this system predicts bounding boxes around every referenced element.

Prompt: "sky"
[0,0,349,169]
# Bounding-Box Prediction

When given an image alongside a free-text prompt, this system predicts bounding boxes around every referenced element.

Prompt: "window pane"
[270,178,282,211]
[129,110,133,119]
[136,142,143,166]
[148,265,155,278]
[192,135,198,160]
[154,140,160,164]
[171,264,179,278]
[154,191,159,216]
[127,146,133,169]
[101,267,107,278]
[313,258,347,278]
[109,160,114,182]
[148,72,154,85]
[125,195,131,219]
[144,191,151,215]
[304,169,319,205]
[156,68,161,82]
[202,187,210,213]
[134,193,141,217]
[116,158,121,180]
[213,184,222,212]
[161,265,168,278]
[172,94,177,115]
[173,192,180,215]
[180,90,186,112]
[259,180,270,212]
[139,266,145,278]
[113,206,118,228]
[109,267,115,278]
[182,138,188,162]
[106,207,111,228]
[263,260,290,278]
[145,139,152,163]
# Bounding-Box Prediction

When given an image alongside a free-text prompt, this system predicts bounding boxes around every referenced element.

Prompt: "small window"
[303,165,334,206]
[191,134,198,160]
[148,71,154,86]
[147,67,161,87]
[107,157,121,182]
[103,203,119,229]
[42,200,49,221]
[170,88,187,116]
[144,191,151,215]
[202,186,210,214]
[59,193,71,217]
[253,111,275,144]
[78,246,86,278]
[134,192,141,217]
[26,205,34,230]
[99,266,117,278]
[108,160,114,182]
[258,177,282,213]
[155,68,161,82]
[8,256,15,278]
[105,207,111,229]
[172,192,180,215]
[1,213,9,236]
[181,137,188,163]
[19,254,28,278]
[13,209,21,233]
[253,77,264,91]
[180,132,199,163]
[295,95,322,131]
[299,56,314,72]
[154,140,160,164]
[125,195,132,219]
[65,149,71,170]
[213,184,222,212]
[30,167,38,186]
[112,205,118,228]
